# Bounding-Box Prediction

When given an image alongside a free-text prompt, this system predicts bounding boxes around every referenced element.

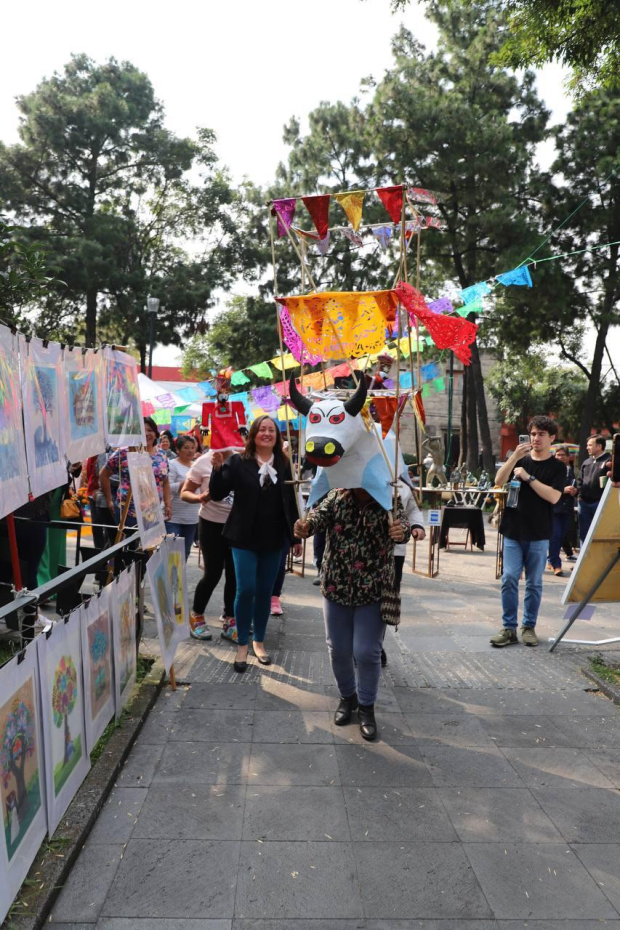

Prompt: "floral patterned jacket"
[306,489,411,607]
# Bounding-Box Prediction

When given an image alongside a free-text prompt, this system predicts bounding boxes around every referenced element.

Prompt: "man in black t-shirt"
[491,416,565,648]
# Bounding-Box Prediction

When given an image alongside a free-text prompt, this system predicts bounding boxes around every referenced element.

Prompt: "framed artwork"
[37,611,90,837]
[0,324,29,520]
[64,347,105,462]
[167,536,190,638]
[104,348,145,448]
[81,586,115,754]
[0,644,48,926]
[111,564,137,718]
[127,451,166,549]
[20,337,68,498]
[562,481,620,605]
[146,544,177,673]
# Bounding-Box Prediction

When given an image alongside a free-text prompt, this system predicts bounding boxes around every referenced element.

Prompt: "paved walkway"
[49,527,620,928]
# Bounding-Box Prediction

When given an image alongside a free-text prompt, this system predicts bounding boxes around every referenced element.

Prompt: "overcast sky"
[2,0,614,369]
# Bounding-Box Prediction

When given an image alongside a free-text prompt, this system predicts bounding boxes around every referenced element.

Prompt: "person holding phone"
[491,416,565,648]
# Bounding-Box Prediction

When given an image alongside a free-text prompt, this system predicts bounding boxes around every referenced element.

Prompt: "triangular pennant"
[496,265,533,287]
[372,225,393,251]
[272,198,297,237]
[376,186,404,224]
[334,190,365,232]
[342,228,363,248]
[316,231,331,255]
[249,362,274,379]
[372,397,399,437]
[302,194,330,239]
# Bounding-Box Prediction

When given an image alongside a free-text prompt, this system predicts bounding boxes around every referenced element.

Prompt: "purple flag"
[428,297,453,314]
[251,385,280,413]
[279,305,323,365]
[272,198,297,238]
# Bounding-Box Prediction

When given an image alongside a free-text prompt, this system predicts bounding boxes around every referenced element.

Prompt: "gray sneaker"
[490,628,518,648]
[521,626,539,647]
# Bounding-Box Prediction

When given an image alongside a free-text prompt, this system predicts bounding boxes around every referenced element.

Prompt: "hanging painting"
[0,325,29,520]
[81,585,115,754]
[104,347,145,448]
[64,347,105,462]
[20,336,68,498]
[111,564,137,718]
[127,451,166,549]
[37,610,90,836]
[146,543,177,673]
[0,645,48,926]
[166,536,190,639]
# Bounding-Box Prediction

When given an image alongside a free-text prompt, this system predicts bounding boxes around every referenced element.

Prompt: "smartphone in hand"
[519,434,529,445]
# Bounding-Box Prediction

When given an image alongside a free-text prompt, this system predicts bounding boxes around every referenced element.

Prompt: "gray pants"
[323,598,385,706]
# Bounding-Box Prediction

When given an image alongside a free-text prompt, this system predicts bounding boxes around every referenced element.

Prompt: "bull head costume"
[289,374,409,510]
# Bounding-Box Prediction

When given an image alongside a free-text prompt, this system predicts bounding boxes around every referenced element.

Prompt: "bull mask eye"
[309,412,322,424]
[329,412,345,425]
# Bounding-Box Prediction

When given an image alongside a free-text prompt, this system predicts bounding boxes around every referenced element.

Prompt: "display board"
[104,347,145,448]
[127,451,166,549]
[562,482,620,605]
[146,537,189,673]
[21,336,68,497]
[111,564,138,718]
[64,347,105,462]
[80,586,115,754]
[0,324,29,519]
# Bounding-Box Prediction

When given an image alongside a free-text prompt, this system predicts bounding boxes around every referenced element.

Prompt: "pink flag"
[272,198,297,237]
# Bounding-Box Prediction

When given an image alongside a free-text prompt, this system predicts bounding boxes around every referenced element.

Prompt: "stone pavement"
[48,525,620,928]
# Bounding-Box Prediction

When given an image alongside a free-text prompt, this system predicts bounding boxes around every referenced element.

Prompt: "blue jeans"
[501,538,548,629]
[578,499,599,544]
[548,512,570,570]
[231,548,282,646]
[323,598,385,706]
[165,521,197,560]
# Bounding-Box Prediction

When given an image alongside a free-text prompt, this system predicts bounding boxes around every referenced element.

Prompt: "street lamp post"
[147,296,160,379]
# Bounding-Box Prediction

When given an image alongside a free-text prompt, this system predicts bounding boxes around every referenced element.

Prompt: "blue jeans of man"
[323,598,385,706]
[231,548,282,646]
[548,513,570,570]
[165,521,197,560]
[501,537,548,629]
[578,499,600,544]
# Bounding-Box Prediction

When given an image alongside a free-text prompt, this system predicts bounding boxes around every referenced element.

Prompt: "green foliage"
[181,295,280,377]
[0,220,62,324]
[486,355,588,438]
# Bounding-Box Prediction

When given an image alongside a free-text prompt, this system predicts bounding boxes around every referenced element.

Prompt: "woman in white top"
[180,448,236,641]
[164,435,200,560]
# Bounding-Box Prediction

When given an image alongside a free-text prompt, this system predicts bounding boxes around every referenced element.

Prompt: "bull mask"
[288,373,367,417]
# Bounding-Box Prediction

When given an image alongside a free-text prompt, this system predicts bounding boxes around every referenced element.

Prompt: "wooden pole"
[169,664,177,691]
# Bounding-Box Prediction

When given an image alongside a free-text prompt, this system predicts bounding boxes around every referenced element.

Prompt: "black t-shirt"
[500,454,566,542]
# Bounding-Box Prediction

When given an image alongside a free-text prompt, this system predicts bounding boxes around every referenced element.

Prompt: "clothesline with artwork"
[0,329,147,520]
[270,184,444,239]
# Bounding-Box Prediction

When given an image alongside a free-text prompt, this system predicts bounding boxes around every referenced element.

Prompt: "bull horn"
[288,374,313,416]
[343,373,367,417]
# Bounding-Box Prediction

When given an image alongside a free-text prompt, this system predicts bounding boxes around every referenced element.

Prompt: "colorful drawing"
[127,451,166,548]
[0,679,41,862]
[21,337,67,498]
[0,324,29,519]
[155,564,174,648]
[112,565,137,718]
[104,348,145,447]
[51,655,82,796]
[81,588,115,753]
[146,543,182,673]
[167,537,190,633]
[69,371,97,438]
[87,614,111,718]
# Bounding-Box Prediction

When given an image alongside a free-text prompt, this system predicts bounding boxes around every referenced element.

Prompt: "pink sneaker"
[270,596,283,616]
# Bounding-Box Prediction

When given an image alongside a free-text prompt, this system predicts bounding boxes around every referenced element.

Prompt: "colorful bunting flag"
[376,185,404,224]
[302,194,330,239]
[231,370,250,386]
[434,376,446,392]
[396,282,477,366]
[422,362,441,381]
[270,353,299,371]
[334,191,365,232]
[272,198,297,238]
[421,383,431,399]
[198,380,217,396]
[141,400,155,416]
[342,228,364,248]
[460,281,491,305]
[154,392,176,409]
[399,371,413,389]
[408,187,439,205]
[251,385,280,413]
[277,403,297,421]
[316,231,331,256]
[372,225,393,251]
[249,362,274,379]
[428,297,453,314]
[496,265,533,287]
[372,396,399,437]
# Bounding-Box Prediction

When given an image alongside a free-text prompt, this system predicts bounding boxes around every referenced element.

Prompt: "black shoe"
[359,703,377,741]
[233,661,247,673]
[253,650,272,666]
[334,693,359,726]
[312,576,321,586]
[381,648,387,667]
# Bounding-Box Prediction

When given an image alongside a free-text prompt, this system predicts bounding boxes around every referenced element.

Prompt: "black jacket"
[554,464,576,515]
[209,453,298,550]
[579,452,611,502]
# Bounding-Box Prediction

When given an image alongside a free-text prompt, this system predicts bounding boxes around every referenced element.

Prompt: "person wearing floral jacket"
[295,488,414,741]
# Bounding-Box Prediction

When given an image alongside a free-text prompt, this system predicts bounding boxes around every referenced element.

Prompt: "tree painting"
[0,357,19,482]
[119,595,136,695]
[0,678,41,859]
[87,614,111,718]
[52,655,78,767]
[33,366,59,466]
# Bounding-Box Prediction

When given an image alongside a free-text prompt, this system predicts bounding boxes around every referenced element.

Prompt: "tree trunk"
[470,339,496,474]
[85,286,97,347]
[11,759,29,817]
[459,368,468,467]
[578,318,610,461]
[63,713,72,765]
[466,362,479,472]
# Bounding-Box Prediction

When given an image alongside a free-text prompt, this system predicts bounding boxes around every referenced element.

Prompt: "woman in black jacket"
[210,415,299,672]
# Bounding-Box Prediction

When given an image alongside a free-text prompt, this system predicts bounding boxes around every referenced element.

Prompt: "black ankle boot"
[358,703,377,741]
[380,648,387,667]
[334,693,359,726]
